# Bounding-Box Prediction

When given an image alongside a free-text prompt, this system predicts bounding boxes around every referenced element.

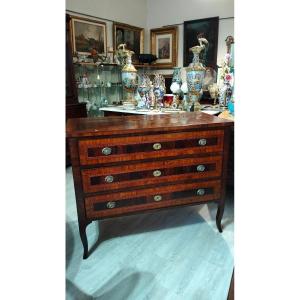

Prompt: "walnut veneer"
[67,112,233,259]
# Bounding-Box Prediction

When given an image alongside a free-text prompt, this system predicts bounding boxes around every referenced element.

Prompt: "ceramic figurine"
[197,33,209,65]
[153,74,165,111]
[208,83,219,107]
[115,44,128,66]
[137,74,151,109]
[148,81,155,109]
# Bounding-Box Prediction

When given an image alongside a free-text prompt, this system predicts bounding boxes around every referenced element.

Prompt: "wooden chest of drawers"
[67,112,233,259]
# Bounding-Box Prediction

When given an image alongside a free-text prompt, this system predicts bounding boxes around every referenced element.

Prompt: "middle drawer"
[81,156,222,193]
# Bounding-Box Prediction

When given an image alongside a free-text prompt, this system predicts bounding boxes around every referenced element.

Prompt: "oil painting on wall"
[113,22,144,63]
[183,17,219,68]
[71,16,107,56]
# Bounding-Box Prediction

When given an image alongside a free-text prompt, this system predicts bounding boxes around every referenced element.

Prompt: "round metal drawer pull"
[196,189,205,196]
[198,139,207,146]
[106,201,116,209]
[197,165,206,172]
[102,147,112,155]
[153,143,162,150]
[153,170,162,177]
[105,175,114,183]
[154,195,162,202]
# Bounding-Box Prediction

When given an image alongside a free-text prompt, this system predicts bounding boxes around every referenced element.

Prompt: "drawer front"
[85,180,221,219]
[81,156,223,193]
[78,130,224,165]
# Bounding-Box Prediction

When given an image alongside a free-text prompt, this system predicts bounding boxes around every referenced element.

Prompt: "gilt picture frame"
[150,26,178,68]
[70,15,107,56]
[183,17,219,69]
[113,22,144,64]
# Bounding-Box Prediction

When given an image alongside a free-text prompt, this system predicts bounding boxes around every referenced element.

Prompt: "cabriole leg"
[79,222,89,259]
[216,202,225,233]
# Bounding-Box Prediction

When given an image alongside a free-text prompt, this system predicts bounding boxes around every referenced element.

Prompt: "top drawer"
[78,129,224,165]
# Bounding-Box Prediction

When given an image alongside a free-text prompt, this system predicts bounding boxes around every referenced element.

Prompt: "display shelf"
[74,63,123,116]
[74,62,118,67]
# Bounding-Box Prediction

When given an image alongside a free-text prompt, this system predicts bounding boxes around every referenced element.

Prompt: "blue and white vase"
[153,74,165,111]
[137,74,151,109]
[172,67,182,84]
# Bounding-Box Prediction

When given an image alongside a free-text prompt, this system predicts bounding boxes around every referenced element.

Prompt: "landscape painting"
[71,16,107,56]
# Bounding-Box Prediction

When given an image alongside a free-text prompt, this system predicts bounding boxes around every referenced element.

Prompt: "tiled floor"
[66,167,234,300]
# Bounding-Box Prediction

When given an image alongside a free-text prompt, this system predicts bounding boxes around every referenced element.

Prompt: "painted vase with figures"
[121,47,138,107]
[185,37,208,111]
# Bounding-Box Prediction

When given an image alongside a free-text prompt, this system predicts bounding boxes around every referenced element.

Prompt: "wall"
[66,0,148,53]
[66,0,147,28]
[146,0,234,74]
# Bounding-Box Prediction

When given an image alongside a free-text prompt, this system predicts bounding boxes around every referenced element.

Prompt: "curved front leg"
[79,222,89,259]
[216,202,225,233]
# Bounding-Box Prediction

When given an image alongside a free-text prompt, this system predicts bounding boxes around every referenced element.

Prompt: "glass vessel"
[74,63,123,117]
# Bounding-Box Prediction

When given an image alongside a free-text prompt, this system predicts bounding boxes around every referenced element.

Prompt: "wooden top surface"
[66,112,233,137]
[218,110,234,121]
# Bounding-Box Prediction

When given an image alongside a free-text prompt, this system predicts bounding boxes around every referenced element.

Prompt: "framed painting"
[183,17,219,69]
[113,22,144,63]
[150,26,178,68]
[70,16,107,56]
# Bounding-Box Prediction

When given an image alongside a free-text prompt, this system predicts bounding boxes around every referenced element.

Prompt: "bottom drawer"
[85,180,221,219]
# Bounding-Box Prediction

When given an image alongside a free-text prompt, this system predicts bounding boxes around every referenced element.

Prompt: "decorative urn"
[121,48,138,106]
[185,37,208,111]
